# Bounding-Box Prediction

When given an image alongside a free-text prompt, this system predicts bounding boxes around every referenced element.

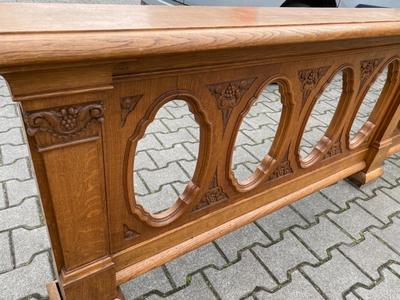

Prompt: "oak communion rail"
[1,4,400,299]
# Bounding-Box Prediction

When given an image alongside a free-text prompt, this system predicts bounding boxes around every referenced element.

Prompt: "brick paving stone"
[205,250,277,300]
[243,113,276,130]
[139,162,189,192]
[370,217,400,252]
[121,267,173,300]
[136,184,178,213]
[0,231,12,272]
[147,273,216,300]
[134,150,157,171]
[241,125,276,144]
[5,179,38,206]
[256,206,308,241]
[301,249,373,300]
[382,185,400,204]
[381,160,400,185]
[12,227,51,266]
[0,158,31,182]
[0,183,5,209]
[0,252,53,299]
[320,180,368,208]
[166,243,226,286]
[293,215,352,259]
[235,130,258,145]
[155,128,197,148]
[136,133,163,151]
[291,192,340,223]
[215,223,270,261]
[0,127,24,145]
[328,202,383,240]
[145,119,170,134]
[162,115,198,132]
[354,267,400,300]
[0,197,41,231]
[253,231,319,283]
[358,177,393,197]
[133,174,150,195]
[339,232,400,280]
[0,117,22,132]
[0,144,29,165]
[148,144,195,169]
[0,104,17,118]
[356,190,400,224]
[254,270,324,300]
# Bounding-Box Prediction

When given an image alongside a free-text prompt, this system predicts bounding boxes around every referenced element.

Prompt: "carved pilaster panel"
[193,174,228,212]
[120,95,143,127]
[23,102,104,151]
[298,66,330,105]
[360,58,384,87]
[208,78,256,129]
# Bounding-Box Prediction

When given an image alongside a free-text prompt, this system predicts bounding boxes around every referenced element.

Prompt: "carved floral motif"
[208,78,256,129]
[298,67,330,104]
[193,174,228,211]
[123,224,139,240]
[324,141,342,159]
[120,95,143,127]
[269,160,293,181]
[23,102,104,142]
[360,58,384,86]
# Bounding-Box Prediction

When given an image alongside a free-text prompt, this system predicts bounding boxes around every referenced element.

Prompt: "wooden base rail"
[1,4,400,299]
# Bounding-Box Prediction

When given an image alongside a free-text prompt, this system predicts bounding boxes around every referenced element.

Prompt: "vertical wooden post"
[4,66,121,300]
[349,64,400,185]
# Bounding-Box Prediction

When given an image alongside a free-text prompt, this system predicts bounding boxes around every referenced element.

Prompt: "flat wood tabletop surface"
[0,4,400,32]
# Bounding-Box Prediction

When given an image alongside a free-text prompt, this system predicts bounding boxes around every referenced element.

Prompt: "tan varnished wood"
[1,4,399,300]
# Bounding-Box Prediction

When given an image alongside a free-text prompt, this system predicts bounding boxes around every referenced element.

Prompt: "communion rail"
[1,4,400,299]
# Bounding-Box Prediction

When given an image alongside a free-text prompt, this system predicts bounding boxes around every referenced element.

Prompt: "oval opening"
[231,83,283,183]
[349,66,388,145]
[299,71,343,161]
[133,99,199,215]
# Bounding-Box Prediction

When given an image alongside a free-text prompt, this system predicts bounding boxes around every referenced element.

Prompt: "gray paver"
[321,180,368,208]
[256,206,308,241]
[215,223,270,261]
[0,197,41,231]
[0,252,53,300]
[166,243,226,286]
[340,232,400,280]
[328,202,383,239]
[5,179,38,207]
[253,231,319,283]
[291,192,340,223]
[354,267,400,300]
[293,215,353,259]
[254,270,324,300]
[370,217,400,252]
[356,190,400,223]
[302,249,373,300]
[0,127,24,145]
[12,227,51,266]
[0,231,12,272]
[205,251,277,300]
[147,273,216,300]
[121,267,173,299]
[0,158,31,182]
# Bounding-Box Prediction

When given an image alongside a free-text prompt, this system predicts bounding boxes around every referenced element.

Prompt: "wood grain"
[1,4,399,300]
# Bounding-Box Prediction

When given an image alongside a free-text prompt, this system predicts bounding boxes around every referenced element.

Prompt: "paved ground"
[0,3,400,299]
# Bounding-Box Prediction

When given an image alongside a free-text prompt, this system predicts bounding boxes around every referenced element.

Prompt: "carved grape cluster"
[60,107,78,131]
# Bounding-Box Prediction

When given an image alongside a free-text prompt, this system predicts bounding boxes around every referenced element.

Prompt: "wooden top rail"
[1,4,400,300]
[1,4,400,69]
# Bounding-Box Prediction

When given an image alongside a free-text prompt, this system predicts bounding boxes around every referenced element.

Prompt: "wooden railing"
[1,4,400,299]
